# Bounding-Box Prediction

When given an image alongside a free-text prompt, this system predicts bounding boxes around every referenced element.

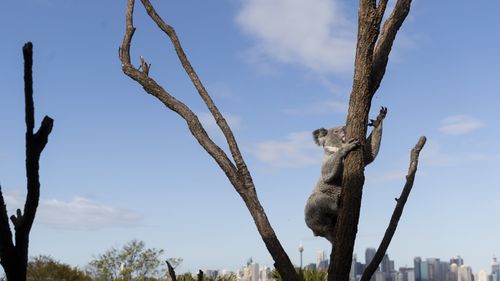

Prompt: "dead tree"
[0,43,53,281]
[120,1,298,280]
[119,1,424,281]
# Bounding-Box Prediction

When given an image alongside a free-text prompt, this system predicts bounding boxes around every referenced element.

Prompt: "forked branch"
[120,1,298,280]
[372,0,412,92]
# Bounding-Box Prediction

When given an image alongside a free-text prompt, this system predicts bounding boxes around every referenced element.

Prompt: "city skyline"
[199,249,500,281]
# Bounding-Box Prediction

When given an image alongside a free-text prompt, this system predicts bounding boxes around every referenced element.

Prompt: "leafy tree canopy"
[86,239,166,281]
[27,255,91,281]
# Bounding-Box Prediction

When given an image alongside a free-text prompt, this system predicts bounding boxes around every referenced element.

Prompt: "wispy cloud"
[3,192,143,230]
[421,140,487,167]
[236,0,355,74]
[438,115,485,136]
[249,131,320,167]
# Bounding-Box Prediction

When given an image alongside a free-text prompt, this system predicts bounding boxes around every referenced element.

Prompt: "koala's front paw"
[368,106,388,127]
[343,138,360,152]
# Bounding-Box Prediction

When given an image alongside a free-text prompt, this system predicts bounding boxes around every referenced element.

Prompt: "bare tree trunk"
[0,43,53,281]
[329,1,413,281]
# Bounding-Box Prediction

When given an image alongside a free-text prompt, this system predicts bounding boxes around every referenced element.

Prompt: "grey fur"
[304,107,387,243]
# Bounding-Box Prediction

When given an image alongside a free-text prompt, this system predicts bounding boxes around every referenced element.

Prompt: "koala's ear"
[313,128,328,145]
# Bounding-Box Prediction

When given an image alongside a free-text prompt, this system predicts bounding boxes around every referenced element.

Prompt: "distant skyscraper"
[382,254,392,273]
[457,265,473,281]
[317,250,326,266]
[260,266,272,281]
[317,250,329,271]
[366,248,378,281]
[414,257,422,281]
[420,260,429,281]
[366,248,377,265]
[426,258,448,281]
[237,261,260,281]
[492,257,500,281]
[476,270,488,281]
[450,256,464,267]
[449,263,459,281]
[398,267,415,281]
[351,254,357,281]
[250,262,259,281]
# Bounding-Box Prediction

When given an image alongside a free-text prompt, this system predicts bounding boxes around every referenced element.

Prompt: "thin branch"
[360,136,426,281]
[24,43,35,135]
[139,0,252,186]
[376,0,389,20]
[371,0,412,92]
[21,43,54,237]
[120,0,240,190]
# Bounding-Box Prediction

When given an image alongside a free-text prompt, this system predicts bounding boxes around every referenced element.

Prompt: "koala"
[304,106,387,244]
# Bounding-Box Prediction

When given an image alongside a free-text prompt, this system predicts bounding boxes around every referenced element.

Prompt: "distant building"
[449,263,459,281]
[236,260,259,281]
[260,266,272,281]
[351,254,358,281]
[450,256,464,267]
[415,257,423,281]
[398,267,415,281]
[457,265,473,281]
[305,263,317,271]
[318,259,329,271]
[366,248,377,266]
[205,270,218,278]
[366,248,378,281]
[476,270,488,281]
[318,250,326,266]
[492,257,500,281]
[317,250,329,271]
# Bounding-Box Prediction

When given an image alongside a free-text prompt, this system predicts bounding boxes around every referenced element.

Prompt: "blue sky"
[1,0,500,275]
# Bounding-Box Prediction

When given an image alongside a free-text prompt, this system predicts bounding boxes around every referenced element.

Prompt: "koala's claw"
[347,138,359,144]
[345,138,360,151]
[369,106,388,127]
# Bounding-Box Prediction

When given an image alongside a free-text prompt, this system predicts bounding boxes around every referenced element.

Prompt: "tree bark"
[329,1,413,281]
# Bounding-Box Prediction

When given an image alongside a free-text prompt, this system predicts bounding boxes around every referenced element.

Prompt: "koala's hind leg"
[304,193,337,243]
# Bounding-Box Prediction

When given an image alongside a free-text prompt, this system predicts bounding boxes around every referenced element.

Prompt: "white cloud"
[236,0,355,74]
[3,192,143,230]
[421,140,487,167]
[250,131,320,167]
[438,115,485,136]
